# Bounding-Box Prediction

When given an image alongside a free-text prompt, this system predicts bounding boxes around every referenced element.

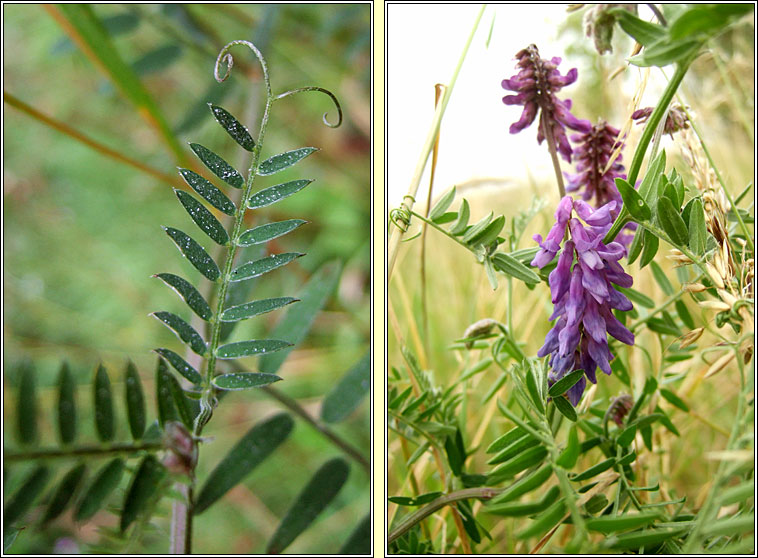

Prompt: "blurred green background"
[4,3,370,554]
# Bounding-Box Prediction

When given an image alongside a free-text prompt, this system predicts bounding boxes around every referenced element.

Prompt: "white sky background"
[387,4,573,208]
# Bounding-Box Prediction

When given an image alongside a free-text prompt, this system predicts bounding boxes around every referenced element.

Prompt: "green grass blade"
[49,5,186,163]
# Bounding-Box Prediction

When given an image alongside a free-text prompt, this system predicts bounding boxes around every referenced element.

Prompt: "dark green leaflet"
[188,143,244,188]
[152,311,207,356]
[178,168,236,215]
[237,219,307,246]
[230,253,304,282]
[258,147,318,176]
[209,104,255,151]
[154,272,213,320]
[163,227,220,281]
[248,179,313,209]
[175,190,230,245]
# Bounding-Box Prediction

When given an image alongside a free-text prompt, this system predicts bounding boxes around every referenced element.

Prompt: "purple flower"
[565,121,638,248]
[502,45,591,163]
[532,196,635,405]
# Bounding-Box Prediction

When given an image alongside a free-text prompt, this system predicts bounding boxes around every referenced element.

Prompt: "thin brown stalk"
[4,91,181,188]
[420,84,446,359]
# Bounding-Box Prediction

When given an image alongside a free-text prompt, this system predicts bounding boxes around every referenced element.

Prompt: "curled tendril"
[390,195,416,232]
[214,40,272,97]
[275,87,343,128]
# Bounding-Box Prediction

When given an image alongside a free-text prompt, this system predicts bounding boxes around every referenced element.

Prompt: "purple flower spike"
[534,196,635,405]
[502,45,591,163]
[565,120,638,248]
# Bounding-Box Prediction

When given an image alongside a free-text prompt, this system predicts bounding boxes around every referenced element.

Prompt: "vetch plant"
[389,4,753,554]
[4,36,370,555]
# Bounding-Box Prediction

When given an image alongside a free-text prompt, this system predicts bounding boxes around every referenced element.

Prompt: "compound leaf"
[209,104,255,151]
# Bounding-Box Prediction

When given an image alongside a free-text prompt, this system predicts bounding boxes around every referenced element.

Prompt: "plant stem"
[604,60,692,243]
[541,116,566,198]
[260,385,370,473]
[388,5,484,278]
[388,487,503,544]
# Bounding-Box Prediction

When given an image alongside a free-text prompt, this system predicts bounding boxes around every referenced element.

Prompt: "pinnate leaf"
[153,348,202,385]
[237,219,307,246]
[248,179,313,209]
[195,413,294,513]
[124,361,146,440]
[120,455,167,533]
[320,353,370,423]
[57,361,77,444]
[154,272,213,321]
[220,296,299,322]
[209,104,255,151]
[215,339,292,359]
[94,364,115,442]
[175,190,230,245]
[266,458,350,554]
[258,147,318,175]
[75,458,125,521]
[178,168,236,215]
[230,252,304,282]
[189,143,244,188]
[491,252,540,285]
[152,311,207,356]
[163,226,220,281]
[212,372,283,390]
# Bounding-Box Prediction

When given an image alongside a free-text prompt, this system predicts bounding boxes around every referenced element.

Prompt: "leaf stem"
[540,116,566,198]
[3,441,164,462]
[388,487,503,544]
